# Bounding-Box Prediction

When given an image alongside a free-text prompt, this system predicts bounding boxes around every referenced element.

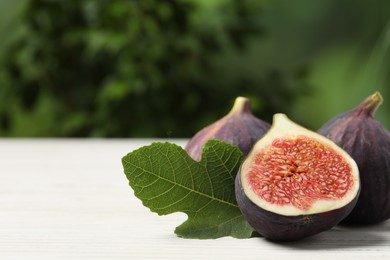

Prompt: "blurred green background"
[0,0,389,138]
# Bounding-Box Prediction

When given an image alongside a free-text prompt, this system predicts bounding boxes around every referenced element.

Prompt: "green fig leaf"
[122,140,255,239]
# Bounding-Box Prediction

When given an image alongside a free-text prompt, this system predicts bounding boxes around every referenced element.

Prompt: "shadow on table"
[263,221,390,250]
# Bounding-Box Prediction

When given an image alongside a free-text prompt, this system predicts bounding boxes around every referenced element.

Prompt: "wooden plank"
[0,139,389,259]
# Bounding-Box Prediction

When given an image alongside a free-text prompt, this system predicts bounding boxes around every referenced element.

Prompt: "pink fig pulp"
[236,114,360,241]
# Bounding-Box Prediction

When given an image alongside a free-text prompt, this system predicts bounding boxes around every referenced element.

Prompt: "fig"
[318,91,390,225]
[185,97,270,161]
[235,114,360,241]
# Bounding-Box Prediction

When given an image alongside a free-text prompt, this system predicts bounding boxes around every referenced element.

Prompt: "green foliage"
[4,0,389,137]
[0,0,309,137]
[122,140,254,239]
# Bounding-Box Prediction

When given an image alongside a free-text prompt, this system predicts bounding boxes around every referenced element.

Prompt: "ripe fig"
[318,91,390,225]
[235,114,360,241]
[185,97,270,161]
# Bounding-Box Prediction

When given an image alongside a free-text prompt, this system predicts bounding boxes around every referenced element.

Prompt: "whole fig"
[236,114,360,241]
[185,97,270,161]
[319,91,390,225]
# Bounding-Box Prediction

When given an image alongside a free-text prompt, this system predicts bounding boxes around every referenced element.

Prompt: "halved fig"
[235,114,360,241]
[185,97,270,161]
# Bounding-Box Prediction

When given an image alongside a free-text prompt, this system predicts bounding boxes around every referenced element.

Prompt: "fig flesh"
[185,97,270,161]
[319,91,390,225]
[236,114,360,241]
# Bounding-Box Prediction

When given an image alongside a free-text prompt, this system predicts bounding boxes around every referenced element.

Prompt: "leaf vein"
[125,161,238,208]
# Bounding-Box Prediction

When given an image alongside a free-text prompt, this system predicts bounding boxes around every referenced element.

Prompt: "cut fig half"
[235,114,360,241]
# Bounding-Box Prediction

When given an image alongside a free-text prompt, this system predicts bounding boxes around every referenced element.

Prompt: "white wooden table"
[1,139,390,259]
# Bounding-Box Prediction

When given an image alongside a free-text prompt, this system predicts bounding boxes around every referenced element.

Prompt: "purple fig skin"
[185,97,270,161]
[318,92,390,225]
[235,171,359,241]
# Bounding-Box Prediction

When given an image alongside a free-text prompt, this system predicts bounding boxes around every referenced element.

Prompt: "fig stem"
[229,97,252,115]
[358,91,383,116]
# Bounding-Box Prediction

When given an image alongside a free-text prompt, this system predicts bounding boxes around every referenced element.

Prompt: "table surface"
[1,139,390,259]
